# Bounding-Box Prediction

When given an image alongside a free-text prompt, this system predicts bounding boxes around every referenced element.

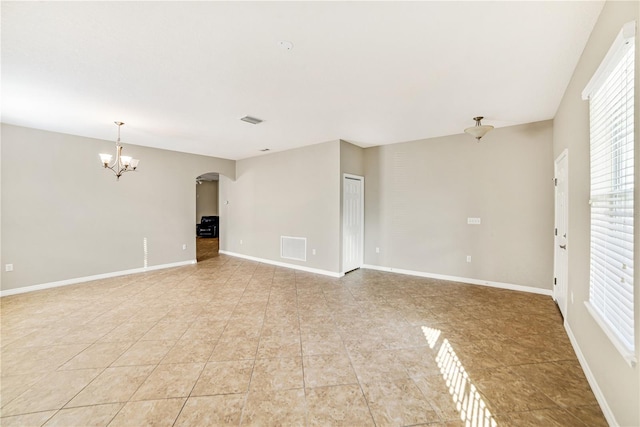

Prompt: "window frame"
[582,20,636,367]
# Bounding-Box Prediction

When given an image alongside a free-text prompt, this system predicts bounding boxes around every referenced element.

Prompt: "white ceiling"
[1,1,604,160]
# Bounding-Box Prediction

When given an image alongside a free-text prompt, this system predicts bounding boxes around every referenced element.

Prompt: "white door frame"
[553,149,569,318]
[342,173,364,274]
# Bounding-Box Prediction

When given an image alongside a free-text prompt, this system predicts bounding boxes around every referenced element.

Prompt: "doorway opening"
[553,150,568,319]
[196,172,220,262]
[342,174,364,274]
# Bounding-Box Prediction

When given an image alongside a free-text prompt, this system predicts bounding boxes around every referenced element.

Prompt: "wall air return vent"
[281,236,306,262]
[240,116,263,125]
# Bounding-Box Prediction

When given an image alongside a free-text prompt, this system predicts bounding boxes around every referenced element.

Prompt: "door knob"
[560,244,567,250]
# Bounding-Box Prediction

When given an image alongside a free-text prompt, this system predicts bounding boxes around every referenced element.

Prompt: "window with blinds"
[582,21,635,364]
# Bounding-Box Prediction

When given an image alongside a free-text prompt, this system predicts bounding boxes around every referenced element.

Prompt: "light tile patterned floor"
[1,243,607,426]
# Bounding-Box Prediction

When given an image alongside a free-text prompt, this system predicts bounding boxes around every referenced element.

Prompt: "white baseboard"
[0,260,197,297]
[361,264,552,296]
[219,250,343,278]
[564,322,618,427]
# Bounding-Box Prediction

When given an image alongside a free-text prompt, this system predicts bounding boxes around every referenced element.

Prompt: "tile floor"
[1,244,607,426]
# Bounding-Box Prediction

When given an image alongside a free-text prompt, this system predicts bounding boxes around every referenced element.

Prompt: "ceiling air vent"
[240,116,263,125]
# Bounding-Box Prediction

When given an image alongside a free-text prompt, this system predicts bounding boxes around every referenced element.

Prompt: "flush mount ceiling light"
[240,116,263,125]
[464,116,494,141]
[99,121,140,180]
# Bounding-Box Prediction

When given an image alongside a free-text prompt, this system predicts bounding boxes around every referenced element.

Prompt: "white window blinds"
[583,21,635,363]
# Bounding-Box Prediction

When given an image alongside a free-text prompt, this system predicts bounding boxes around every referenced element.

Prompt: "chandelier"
[464,116,494,141]
[99,121,140,180]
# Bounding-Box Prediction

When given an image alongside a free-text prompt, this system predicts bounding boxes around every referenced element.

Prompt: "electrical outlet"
[376,247,380,253]
[182,244,187,250]
[312,249,316,255]
[5,264,13,272]
[466,256,472,263]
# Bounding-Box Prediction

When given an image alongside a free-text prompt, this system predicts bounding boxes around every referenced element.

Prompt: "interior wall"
[0,124,235,292]
[340,140,365,176]
[553,0,639,425]
[196,180,219,222]
[219,140,341,274]
[364,120,554,291]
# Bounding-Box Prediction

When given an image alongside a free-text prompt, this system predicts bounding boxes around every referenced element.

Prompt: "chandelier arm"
[117,145,123,170]
[106,144,119,169]
[105,165,118,177]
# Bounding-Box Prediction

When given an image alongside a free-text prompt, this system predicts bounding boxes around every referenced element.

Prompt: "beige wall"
[364,120,554,290]
[1,124,235,292]
[553,1,639,425]
[219,140,341,273]
[340,140,365,177]
[196,180,218,222]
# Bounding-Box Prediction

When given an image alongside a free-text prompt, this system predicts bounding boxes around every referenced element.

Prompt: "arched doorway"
[195,172,220,261]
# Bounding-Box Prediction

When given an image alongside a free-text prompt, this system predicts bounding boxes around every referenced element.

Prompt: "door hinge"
[554,178,558,186]
[554,277,557,285]
[555,228,558,236]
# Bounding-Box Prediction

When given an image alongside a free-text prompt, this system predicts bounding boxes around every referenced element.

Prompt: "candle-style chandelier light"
[99,121,140,180]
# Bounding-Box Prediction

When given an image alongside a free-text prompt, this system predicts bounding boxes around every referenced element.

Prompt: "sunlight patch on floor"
[422,325,441,349]
[423,326,497,427]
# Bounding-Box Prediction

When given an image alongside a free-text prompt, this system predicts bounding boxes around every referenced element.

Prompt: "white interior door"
[554,150,569,318]
[343,174,364,273]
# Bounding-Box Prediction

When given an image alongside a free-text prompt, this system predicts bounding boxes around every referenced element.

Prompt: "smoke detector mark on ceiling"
[278,40,293,51]
[240,116,263,125]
